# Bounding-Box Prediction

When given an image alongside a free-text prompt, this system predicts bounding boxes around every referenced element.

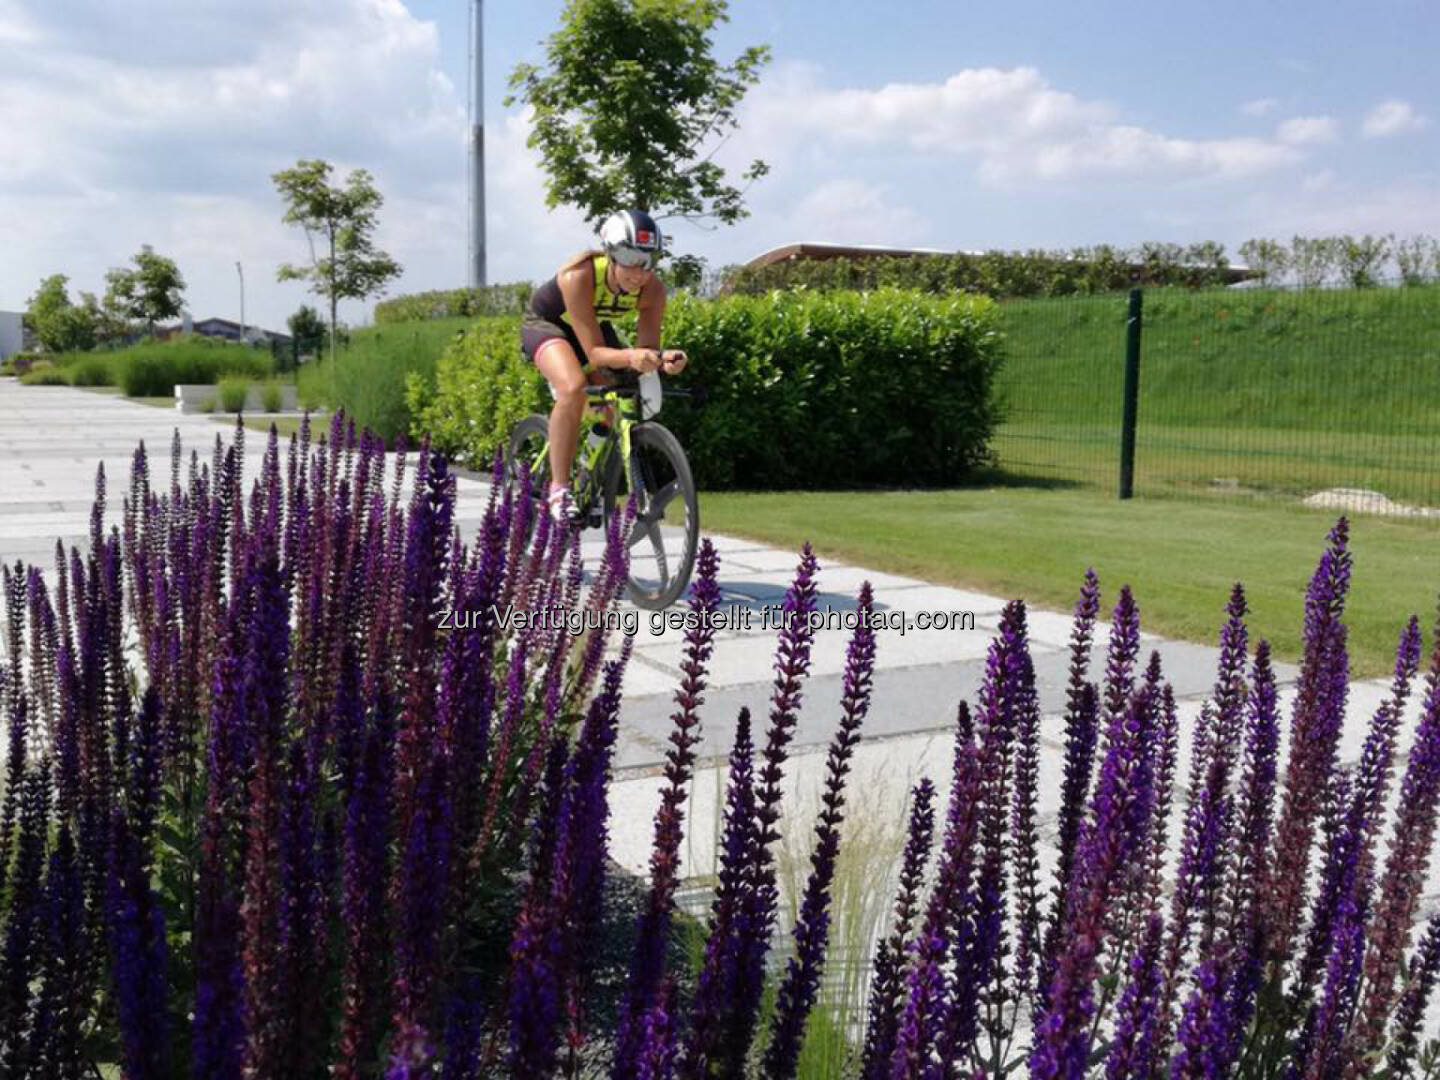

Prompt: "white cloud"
[1301,170,1337,192]
[782,180,930,247]
[1241,97,1280,117]
[1277,115,1339,145]
[735,64,1303,189]
[0,0,500,330]
[1362,99,1428,138]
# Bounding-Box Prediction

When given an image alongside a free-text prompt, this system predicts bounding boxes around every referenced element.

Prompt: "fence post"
[1119,288,1143,499]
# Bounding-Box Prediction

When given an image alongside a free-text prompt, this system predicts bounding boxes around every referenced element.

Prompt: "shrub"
[116,339,274,396]
[374,282,533,323]
[18,364,69,385]
[409,316,546,468]
[658,288,1004,488]
[217,375,249,412]
[260,379,283,413]
[69,355,115,386]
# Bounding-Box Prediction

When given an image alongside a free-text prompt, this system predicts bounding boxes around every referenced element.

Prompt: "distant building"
[0,310,23,360]
[157,316,291,348]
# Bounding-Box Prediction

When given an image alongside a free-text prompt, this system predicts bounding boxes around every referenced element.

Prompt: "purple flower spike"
[1268,519,1352,969]
[862,777,936,1080]
[764,581,878,1079]
[613,541,722,1078]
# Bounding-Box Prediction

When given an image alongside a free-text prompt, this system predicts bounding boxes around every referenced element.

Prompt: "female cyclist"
[520,209,688,521]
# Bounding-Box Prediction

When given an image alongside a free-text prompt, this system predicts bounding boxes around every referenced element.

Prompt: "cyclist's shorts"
[520,314,621,369]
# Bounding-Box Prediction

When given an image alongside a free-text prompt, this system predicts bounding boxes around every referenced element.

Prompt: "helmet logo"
[635,229,655,247]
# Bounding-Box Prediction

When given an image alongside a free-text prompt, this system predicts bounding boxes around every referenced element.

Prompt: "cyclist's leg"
[523,322,586,498]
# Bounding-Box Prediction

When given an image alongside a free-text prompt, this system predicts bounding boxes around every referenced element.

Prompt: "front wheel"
[603,422,699,610]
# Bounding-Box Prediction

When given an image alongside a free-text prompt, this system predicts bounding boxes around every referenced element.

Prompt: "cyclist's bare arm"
[557,263,657,373]
[636,281,688,374]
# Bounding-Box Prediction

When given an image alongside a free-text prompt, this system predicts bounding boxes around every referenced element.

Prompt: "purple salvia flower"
[1140,679,1179,913]
[1384,909,1440,1079]
[636,986,678,1080]
[1030,687,1157,1080]
[1104,911,1166,1080]
[943,599,1032,1063]
[27,824,88,1080]
[1011,645,1045,1014]
[438,978,488,1080]
[1344,614,1433,1066]
[1291,885,1367,1080]
[681,707,759,1077]
[728,545,821,1064]
[1268,519,1353,969]
[764,582,878,1080]
[613,541,722,1079]
[861,777,937,1080]
[335,709,397,1080]
[473,640,531,871]
[107,691,170,1080]
[889,713,984,1080]
[1154,591,1251,1046]
[1102,585,1141,731]
[1040,572,1103,1009]
[1226,642,1280,936]
[1,762,51,1074]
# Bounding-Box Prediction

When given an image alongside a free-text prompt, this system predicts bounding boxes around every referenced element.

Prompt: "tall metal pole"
[236,261,246,343]
[469,0,487,287]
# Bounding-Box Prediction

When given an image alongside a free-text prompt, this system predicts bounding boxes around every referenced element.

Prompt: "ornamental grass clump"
[1,410,1438,1080]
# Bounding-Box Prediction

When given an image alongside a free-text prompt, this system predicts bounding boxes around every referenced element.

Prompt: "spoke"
[651,479,681,517]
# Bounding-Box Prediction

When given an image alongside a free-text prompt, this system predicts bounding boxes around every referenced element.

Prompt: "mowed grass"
[697,486,1440,679]
[991,283,1440,505]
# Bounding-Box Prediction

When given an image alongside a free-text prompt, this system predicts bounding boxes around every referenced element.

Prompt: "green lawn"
[697,486,1439,679]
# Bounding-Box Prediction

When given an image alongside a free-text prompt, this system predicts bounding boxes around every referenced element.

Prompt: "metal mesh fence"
[988,281,1440,517]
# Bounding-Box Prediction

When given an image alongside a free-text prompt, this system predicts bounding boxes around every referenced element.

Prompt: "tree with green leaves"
[286,304,327,362]
[26,274,97,353]
[1238,238,1290,286]
[272,159,402,366]
[102,245,187,334]
[506,0,771,236]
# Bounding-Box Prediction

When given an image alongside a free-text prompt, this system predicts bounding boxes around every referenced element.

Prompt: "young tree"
[286,304,327,362]
[506,0,771,233]
[1392,233,1437,286]
[272,159,402,366]
[103,245,187,334]
[26,274,98,353]
[1336,233,1392,288]
[1238,237,1290,286]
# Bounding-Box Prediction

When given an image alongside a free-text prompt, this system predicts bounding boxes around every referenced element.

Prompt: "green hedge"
[658,290,1003,488]
[725,245,1241,299]
[374,283,533,324]
[409,290,1004,489]
[408,317,545,468]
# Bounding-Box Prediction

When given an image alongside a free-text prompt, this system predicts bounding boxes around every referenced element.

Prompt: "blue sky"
[1,0,1435,333]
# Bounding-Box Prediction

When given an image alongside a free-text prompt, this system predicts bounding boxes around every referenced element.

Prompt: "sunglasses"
[610,246,657,268]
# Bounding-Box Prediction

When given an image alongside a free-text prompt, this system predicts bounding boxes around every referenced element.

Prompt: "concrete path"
[3,376,1436,952]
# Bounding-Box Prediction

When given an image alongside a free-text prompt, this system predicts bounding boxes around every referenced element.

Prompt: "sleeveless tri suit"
[520,253,641,367]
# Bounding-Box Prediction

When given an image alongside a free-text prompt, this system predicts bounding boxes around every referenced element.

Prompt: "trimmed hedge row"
[374,282,532,324]
[724,245,1238,298]
[410,290,1005,490]
[407,317,548,467]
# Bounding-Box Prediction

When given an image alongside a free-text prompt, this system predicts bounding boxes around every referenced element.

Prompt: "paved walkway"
[2,376,1435,930]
